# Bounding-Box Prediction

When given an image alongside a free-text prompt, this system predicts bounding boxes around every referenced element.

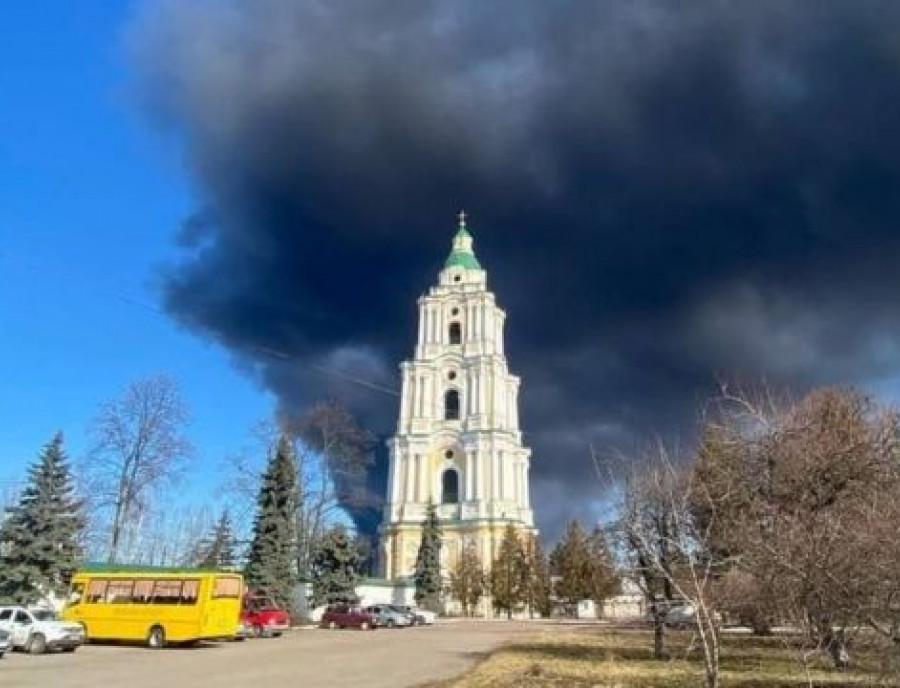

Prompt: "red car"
[320,604,376,630]
[241,591,290,638]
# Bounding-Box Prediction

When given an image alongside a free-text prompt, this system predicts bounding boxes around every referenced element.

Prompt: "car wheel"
[27,633,47,655]
[386,619,395,629]
[272,632,282,638]
[252,625,264,638]
[147,625,166,649]
[62,647,77,654]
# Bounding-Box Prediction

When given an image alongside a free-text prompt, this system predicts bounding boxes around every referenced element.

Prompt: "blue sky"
[0,2,273,498]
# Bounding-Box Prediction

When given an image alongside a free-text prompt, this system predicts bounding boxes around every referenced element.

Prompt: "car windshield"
[31,610,59,622]
[248,597,278,611]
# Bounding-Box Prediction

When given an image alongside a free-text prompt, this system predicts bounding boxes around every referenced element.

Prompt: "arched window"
[449,321,462,345]
[442,469,459,504]
[444,389,460,420]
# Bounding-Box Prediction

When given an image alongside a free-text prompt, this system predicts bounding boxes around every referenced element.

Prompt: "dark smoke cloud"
[134,0,900,540]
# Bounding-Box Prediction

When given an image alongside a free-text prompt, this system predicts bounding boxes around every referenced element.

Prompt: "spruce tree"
[551,520,619,615]
[196,510,237,569]
[490,524,525,619]
[414,501,443,610]
[520,535,553,618]
[0,433,84,605]
[310,525,362,606]
[245,434,297,610]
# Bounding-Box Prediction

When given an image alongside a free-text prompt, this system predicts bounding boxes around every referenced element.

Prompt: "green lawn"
[436,627,899,687]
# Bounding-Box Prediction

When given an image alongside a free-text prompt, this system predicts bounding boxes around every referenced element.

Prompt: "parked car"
[363,605,411,628]
[0,627,10,658]
[386,605,419,626]
[0,607,84,654]
[242,591,290,637]
[393,605,437,625]
[320,604,376,630]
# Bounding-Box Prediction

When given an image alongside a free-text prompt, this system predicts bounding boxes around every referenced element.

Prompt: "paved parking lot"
[0,620,551,688]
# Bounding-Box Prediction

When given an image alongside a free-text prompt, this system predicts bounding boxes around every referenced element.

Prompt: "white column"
[418,454,428,503]
[491,450,500,502]
[417,305,425,346]
[406,454,416,502]
[465,452,473,500]
[481,302,487,344]
[388,452,398,504]
[478,365,487,415]
[473,449,481,500]
[399,369,409,426]
[417,376,425,417]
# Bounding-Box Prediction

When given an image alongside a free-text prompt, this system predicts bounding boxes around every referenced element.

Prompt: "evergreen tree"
[196,510,237,569]
[244,434,297,610]
[0,433,84,605]
[414,501,443,610]
[490,524,525,619]
[449,541,485,616]
[588,526,620,603]
[551,520,619,615]
[520,535,554,618]
[310,525,362,607]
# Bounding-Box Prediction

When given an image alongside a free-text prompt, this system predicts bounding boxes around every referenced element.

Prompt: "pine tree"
[520,535,553,618]
[310,525,362,607]
[490,524,525,619]
[0,433,84,605]
[196,510,237,569]
[551,520,619,615]
[449,541,485,616]
[588,526,620,604]
[414,501,443,610]
[245,434,297,611]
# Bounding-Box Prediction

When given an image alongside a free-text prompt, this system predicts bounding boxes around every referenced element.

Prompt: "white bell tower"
[379,213,535,580]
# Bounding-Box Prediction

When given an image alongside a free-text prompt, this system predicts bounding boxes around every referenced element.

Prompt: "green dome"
[444,212,481,270]
[445,249,481,270]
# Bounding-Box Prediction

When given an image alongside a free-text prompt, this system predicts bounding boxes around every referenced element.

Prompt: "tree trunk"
[821,626,850,670]
[652,609,668,660]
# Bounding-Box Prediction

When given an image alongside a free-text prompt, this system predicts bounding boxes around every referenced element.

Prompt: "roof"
[77,562,240,576]
[444,213,482,270]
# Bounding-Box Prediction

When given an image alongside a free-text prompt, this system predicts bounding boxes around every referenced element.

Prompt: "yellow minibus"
[62,565,243,647]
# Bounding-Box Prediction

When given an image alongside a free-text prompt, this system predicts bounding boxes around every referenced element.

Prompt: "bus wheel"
[27,633,47,655]
[147,626,166,649]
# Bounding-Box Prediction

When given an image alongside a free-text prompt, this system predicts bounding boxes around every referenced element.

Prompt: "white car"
[0,606,84,654]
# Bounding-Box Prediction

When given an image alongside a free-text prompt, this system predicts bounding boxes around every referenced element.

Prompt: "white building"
[379,213,536,581]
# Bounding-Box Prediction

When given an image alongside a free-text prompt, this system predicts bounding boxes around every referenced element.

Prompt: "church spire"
[444,210,482,270]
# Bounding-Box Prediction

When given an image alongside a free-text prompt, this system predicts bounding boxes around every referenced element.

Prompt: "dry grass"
[433,626,900,688]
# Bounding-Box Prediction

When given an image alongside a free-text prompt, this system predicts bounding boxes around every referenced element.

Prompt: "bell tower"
[379,213,535,580]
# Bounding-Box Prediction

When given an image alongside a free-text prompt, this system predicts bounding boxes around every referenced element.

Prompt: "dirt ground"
[0,619,552,688]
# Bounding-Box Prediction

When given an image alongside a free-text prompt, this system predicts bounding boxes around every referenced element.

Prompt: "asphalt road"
[0,620,547,688]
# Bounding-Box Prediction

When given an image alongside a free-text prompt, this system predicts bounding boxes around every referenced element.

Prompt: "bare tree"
[84,374,192,563]
[693,386,900,671]
[290,401,374,577]
[614,442,723,688]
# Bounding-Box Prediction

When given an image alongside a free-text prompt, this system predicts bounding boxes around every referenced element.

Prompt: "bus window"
[152,579,183,605]
[181,579,199,605]
[212,576,241,599]
[133,579,154,603]
[68,581,85,606]
[105,579,134,603]
[87,579,108,604]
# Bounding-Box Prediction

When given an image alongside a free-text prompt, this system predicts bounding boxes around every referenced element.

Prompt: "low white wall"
[293,579,417,622]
